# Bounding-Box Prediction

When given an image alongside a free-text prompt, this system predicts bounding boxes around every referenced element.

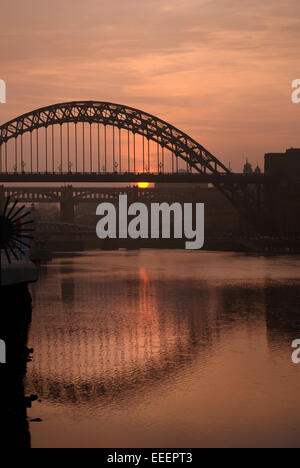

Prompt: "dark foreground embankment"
[0,284,33,448]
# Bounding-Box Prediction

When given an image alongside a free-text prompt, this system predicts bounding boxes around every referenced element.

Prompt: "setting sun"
[137,182,150,189]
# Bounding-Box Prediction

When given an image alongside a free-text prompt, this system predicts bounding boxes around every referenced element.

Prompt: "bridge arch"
[0,101,230,173]
[0,101,260,225]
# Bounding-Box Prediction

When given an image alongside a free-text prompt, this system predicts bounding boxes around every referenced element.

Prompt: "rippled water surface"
[26,250,300,448]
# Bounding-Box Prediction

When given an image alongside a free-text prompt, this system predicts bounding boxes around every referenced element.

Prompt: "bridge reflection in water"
[26,251,267,408]
[27,259,215,406]
[25,251,300,448]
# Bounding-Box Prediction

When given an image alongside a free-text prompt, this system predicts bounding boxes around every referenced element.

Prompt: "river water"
[26,250,300,448]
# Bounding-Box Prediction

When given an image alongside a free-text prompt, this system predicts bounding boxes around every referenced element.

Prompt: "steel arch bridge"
[0,101,262,226]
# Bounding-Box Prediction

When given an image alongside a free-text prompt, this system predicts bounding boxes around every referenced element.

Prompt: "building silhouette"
[264,148,300,236]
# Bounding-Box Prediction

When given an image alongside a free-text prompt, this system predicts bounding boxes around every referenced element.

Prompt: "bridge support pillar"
[60,186,75,224]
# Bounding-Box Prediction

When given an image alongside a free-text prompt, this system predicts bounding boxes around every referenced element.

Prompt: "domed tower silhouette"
[254,164,262,174]
[243,158,253,174]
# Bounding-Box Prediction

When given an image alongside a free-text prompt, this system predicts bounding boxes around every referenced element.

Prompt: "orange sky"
[0,0,300,171]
